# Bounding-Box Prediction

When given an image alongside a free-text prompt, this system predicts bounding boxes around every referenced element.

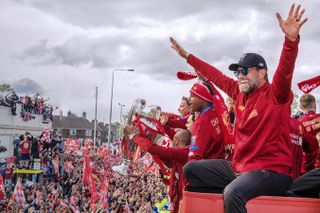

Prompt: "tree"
[0,84,12,93]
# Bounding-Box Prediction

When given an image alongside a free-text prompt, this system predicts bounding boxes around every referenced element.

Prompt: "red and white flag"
[11,177,26,207]
[0,175,5,201]
[297,75,320,93]
[65,138,81,154]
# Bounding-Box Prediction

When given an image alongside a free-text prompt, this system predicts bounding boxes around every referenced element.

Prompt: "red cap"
[190,82,213,103]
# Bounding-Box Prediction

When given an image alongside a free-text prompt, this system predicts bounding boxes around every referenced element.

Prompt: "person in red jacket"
[170,4,307,213]
[289,117,318,180]
[19,133,32,169]
[286,94,320,198]
[187,81,225,161]
[299,93,320,166]
[299,94,320,138]
[123,127,190,213]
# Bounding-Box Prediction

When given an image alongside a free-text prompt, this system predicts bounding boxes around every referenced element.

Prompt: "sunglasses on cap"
[233,67,259,77]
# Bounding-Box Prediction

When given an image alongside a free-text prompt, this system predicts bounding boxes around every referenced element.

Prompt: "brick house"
[52,111,117,145]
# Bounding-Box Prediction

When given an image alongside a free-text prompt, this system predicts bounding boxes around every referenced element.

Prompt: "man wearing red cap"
[187,81,225,161]
[170,4,308,213]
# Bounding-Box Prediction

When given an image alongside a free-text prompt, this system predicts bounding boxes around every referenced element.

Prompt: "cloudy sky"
[1,0,319,123]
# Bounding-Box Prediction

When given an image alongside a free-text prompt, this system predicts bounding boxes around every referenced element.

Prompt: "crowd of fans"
[0,91,54,122]
[0,129,171,213]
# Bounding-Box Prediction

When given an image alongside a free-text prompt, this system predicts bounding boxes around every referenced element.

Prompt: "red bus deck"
[181,191,320,213]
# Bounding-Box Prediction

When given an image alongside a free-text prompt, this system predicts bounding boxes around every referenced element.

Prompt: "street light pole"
[118,103,125,124]
[108,68,134,152]
[118,103,125,141]
[94,86,98,145]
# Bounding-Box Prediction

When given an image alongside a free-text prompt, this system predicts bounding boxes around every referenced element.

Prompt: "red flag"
[82,154,99,207]
[99,174,109,208]
[0,175,5,201]
[297,76,320,93]
[10,177,26,207]
[4,156,17,164]
[82,155,90,185]
[65,138,81,154]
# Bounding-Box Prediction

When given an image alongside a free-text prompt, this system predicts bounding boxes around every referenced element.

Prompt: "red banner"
[297,75,320,93]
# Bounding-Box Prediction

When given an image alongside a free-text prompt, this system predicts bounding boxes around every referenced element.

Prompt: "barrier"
[181,191,320,213]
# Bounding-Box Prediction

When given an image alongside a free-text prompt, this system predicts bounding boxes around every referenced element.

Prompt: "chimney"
[82,112,87,119]
[67,111,72,117]
[59,110,63,120]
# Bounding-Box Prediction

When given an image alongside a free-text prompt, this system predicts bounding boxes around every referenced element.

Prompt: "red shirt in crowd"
[20,140,30,155]
[189,107,225,161]
[289,118,318,179]
[187,37,300,176]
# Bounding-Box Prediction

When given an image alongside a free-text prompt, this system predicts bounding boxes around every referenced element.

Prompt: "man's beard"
[238,79,258,94]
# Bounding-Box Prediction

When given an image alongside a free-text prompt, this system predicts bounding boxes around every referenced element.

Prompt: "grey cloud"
[18,34,135,68]
[12,78,43,95]
[15,0,320,82]
[15,0,280,29]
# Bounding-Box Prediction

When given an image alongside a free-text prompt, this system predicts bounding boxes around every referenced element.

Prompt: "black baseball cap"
[228,53,267,71]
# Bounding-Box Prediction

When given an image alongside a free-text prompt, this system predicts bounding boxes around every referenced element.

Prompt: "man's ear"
[258,69,267,81]
[313,102,317,111]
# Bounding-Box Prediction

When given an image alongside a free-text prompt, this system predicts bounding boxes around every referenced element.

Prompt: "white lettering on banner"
[301,83,317,92]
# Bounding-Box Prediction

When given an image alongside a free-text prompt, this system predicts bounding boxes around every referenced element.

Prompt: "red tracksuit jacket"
[187,37,299,176]
[188,106,225,161]
[289,118,318,179]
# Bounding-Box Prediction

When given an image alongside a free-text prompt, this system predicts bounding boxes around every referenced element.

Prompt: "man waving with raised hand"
[170,4,308,213]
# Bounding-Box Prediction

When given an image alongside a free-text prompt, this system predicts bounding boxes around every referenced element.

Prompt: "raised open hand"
[276,4,308,41]
[170,37,190,59]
